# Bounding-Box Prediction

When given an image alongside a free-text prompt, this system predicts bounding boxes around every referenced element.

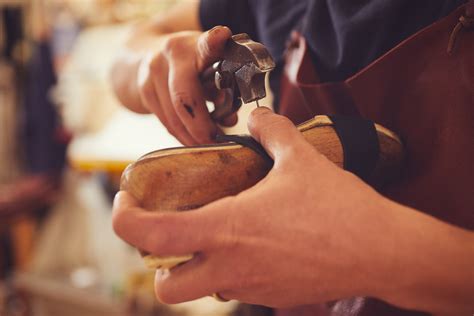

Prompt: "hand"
[113,108,474,314]
[113,107,396,306]
[136,26,236,145]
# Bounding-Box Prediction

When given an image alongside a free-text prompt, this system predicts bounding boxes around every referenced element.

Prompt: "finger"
[142,77,195,144]
[168,59,219,144]
[112,191,214,256]
[151,65,198,146]
[208,89,238,126]
[200,64,220,101]
[196,26,232,71]
[137,54,168,123]
[196,27,239,125]
[137,57,176,135]
[219,112,238,127]
[154,197,243,304]
[247,107,310,162]
[144,54,196,145]
[154,254,227,304]
[154,255,214,304]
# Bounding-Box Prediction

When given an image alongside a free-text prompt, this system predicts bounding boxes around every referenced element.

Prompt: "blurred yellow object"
[69,158,132,174]
[125,270,155,297]
[41,0,180,26]
[142,254,193,270]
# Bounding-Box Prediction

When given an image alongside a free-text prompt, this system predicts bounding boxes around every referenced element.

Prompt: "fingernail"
[253,106,272,115]
[113,191,122,204]
[155,269,169,281]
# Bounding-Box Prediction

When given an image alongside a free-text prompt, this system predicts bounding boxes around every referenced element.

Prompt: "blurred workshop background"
[0,0,270,315]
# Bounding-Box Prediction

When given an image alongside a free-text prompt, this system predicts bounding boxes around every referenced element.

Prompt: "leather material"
[216,134,274,166]
[276,2,474,316]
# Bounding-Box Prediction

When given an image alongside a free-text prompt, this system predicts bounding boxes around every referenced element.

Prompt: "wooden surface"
[121,115,404,269]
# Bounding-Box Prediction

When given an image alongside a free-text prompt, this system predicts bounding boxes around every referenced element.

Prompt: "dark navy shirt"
[200,0,465,104]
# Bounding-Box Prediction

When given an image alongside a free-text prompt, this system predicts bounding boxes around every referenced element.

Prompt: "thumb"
[112,191,217,256]
[247,107,310,162]
[196,26,232,71]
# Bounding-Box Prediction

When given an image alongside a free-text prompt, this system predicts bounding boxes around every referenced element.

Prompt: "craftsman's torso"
[199,0,464,106]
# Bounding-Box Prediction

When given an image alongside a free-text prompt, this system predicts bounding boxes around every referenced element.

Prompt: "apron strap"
[328,116,380,182]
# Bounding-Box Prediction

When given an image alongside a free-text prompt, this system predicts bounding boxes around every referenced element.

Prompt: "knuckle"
[111,210,127,238]
[162,36,178,53]
[146,216,173,254]
[163,35,188,57]
[111,212,122,235]
[148,55,162,73]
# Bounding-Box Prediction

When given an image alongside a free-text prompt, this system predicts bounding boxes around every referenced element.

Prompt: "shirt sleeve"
[199,0,258,40]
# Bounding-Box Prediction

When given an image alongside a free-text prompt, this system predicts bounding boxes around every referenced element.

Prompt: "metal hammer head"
[215,33,275,104]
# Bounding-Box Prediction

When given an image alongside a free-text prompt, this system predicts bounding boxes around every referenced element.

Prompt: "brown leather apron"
[275,2,474,316]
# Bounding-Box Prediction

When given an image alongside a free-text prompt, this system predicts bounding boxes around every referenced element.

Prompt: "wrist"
[368,200,474,314]
[352,195,403,299]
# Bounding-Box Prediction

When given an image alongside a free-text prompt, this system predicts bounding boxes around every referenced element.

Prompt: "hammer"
[201,33,275,121]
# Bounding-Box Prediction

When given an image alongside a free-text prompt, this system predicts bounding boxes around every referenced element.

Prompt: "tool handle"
[120,115,404,269]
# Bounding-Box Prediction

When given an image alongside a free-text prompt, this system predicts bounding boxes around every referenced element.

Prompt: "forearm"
[110,1,201,112]
[373,200,474,315]
[110,45,155,113]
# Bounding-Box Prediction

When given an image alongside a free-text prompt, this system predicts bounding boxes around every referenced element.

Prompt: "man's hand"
[112,108,474,314]
[111,1,239,145]
[113,25,235,146]
[113,107,391,305]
